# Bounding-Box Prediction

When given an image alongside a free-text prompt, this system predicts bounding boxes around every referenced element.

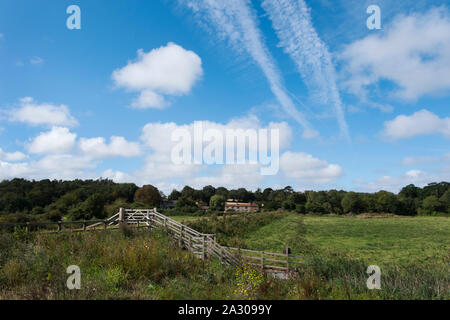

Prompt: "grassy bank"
[184,211,287,247]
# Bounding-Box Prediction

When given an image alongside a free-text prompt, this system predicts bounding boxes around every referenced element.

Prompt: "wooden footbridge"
[1,208,303,275]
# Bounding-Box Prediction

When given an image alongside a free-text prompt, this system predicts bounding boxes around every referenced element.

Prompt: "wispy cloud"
[180,0,317,139]
[30,56,44,65]
[261,0,350,141]
[401,153,450,166]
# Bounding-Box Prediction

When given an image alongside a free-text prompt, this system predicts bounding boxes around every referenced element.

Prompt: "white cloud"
[9,97,78,127]
[0,148,27,162]
[0,160,33,180]
[28,127,77,154]
[101,169,132,183]
[138,116,292,183]
[382,109,450,140]
[340,7,450,100]
[79,136,141,158]
[140,116,293,154]
[280,151,343,184]
[36,154,96,173]
[181,0,317,139]
[134,116,300,191]
[0,112,343,194]
[0,33,4,39]
[261,0,349,140]
[358,168,450,193]
[132,90,166,109]
[187,164,265,191]
[0,155,97,182]
[112,43,203,109]
[30,56,44,65]
[401,153,450,166]
[98,116,339,192]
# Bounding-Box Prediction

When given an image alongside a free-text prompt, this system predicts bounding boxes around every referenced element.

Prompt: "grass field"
[302,216,449,267]
[190,214,450,268]
[179,213,449,299]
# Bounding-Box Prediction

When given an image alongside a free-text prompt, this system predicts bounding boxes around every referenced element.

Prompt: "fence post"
[285,247,290,273]
[58,221,62,232]
[203,235,207,260]
[260,251,264,271]
[180,226,184,247]
[26,222,30,233]
[118,208,125,226]
[104,220,107,230]
[83,221,86,231]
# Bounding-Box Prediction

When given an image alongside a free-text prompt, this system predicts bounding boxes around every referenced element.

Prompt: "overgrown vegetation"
[0,228,238,299]
[1,218,447,300]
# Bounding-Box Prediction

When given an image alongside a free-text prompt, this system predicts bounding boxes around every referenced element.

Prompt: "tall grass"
[0,228,236,299]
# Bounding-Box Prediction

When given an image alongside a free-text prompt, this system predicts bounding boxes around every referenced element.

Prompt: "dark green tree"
[342,192,363,214]
[209,195,226,211]
[134,185,162,207]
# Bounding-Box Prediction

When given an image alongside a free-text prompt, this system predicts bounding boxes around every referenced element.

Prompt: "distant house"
[224,200,259,213]
[160,200,177,210]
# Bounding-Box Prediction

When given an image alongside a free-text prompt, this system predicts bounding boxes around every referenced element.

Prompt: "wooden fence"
[226,247,303,274]
[0,208,301,275]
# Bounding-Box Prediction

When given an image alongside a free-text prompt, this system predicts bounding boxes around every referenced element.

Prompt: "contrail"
[261,0,350,141]
[180,0,318,139]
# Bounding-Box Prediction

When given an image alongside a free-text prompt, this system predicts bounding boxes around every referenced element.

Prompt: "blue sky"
[0,0,449,194]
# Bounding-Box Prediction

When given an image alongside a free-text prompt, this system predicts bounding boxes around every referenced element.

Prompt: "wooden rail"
[0,208,300,274]
[225,247,303,274]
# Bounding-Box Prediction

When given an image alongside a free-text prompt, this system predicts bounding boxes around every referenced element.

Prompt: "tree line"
[166,182,449,216]
[0,178,448,223]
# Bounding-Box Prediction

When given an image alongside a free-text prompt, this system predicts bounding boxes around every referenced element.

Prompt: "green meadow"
[239,214,449,267]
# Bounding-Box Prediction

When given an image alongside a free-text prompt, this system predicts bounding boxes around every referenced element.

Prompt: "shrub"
[233,266,264,300]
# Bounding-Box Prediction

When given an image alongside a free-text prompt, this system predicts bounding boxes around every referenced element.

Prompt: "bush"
[295,204,306,214]
[419,196,445,216]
